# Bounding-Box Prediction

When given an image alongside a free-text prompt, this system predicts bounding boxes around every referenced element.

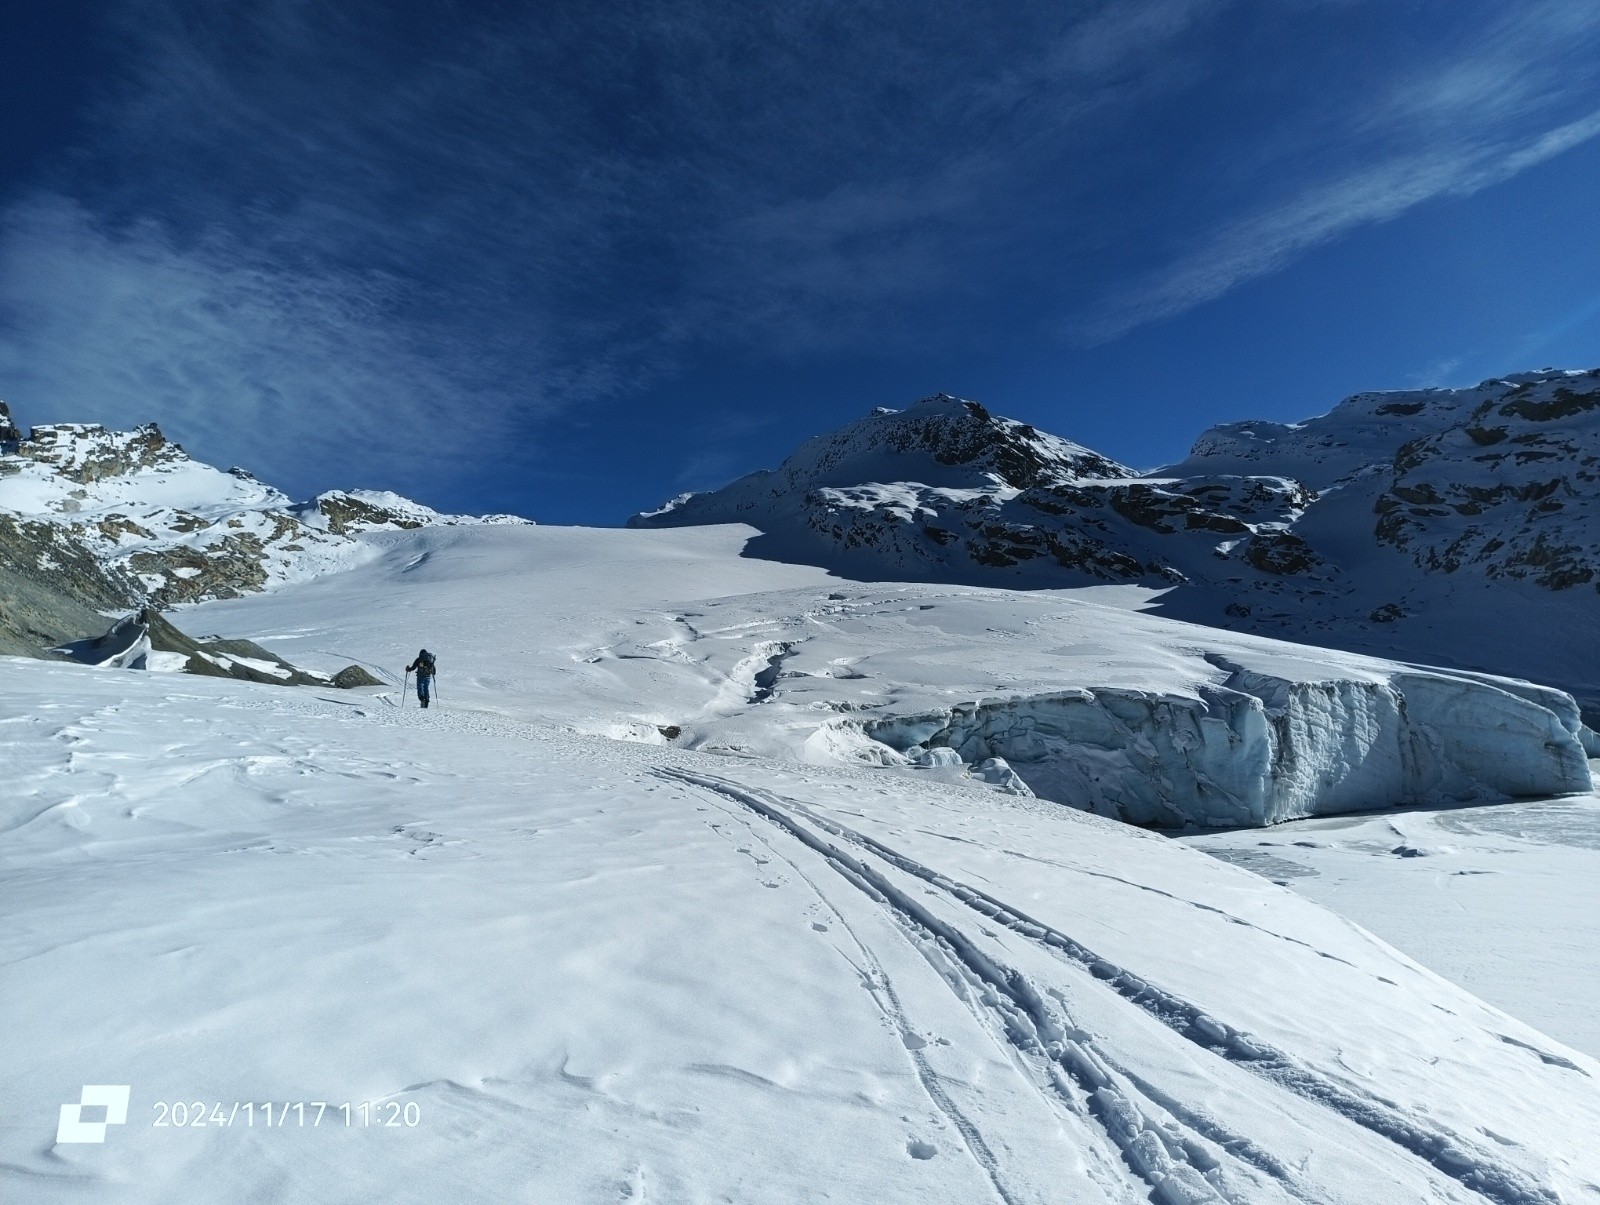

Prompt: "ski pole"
[402,669,410,709]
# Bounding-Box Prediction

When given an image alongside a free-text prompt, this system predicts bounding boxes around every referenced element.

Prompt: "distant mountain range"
[0,404,529,657]
[9,371,1600,713]
[632,370,1600,715]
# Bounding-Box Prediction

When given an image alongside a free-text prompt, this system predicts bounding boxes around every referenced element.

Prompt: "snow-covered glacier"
[191,524,1594,829]
[628,373,1600,722]
[12,520,1600,1204]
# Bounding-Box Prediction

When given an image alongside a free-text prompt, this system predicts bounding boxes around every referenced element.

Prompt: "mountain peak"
[632,392,1131,534]
[0,406,532,612]
[904,392,989,418]
[15,420,185,486]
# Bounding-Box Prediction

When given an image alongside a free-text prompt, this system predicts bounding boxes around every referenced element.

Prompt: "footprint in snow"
[906,1141,937,1160]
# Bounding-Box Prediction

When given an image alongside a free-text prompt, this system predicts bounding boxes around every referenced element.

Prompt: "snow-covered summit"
[635,394,1132,528]
[0,419,293,517]
[1173,369,1597,489]
[296,489,532,535]
[630,390,1328,588]
[0,409,532,611]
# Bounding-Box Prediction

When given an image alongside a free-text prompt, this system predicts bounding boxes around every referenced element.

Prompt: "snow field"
[7,521,1600,1201]
[5,661,1600,1202]
[192,524,1592,830]
[1183,791,1600,1059]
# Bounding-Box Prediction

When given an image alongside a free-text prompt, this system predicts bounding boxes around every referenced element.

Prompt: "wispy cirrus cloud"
[1077,2,1600,344]
[0,193,527,491]
[2,0,1599,502]
[0,0,1239,494]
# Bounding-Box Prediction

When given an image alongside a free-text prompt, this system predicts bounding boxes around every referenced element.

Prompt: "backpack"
[417,651,437,676]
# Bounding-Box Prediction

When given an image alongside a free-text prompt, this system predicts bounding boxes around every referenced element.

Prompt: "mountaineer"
[405,649,437,708]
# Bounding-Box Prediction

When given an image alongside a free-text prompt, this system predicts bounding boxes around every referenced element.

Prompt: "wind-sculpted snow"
[1183,792,1600,1059]
[4,654,1599,1202]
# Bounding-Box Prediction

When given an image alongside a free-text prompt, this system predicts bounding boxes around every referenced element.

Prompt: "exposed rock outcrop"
[0,410,533,614]
[0,401,20,446]
[0,510,141,658]
[57,607,381,689]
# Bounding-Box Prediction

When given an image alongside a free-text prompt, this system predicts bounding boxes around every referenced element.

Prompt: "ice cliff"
[568,584,1596,829]
[862,658,1593,828]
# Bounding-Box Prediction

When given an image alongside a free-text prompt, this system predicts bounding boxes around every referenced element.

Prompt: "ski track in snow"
[662,767,1565,1205]
[697,798,1032,1205]
[6,669,1600,1202]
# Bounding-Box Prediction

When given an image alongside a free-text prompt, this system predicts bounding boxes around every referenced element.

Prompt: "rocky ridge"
[57,606,383,689]
[631,371,1600,708]
[0,402,531,655]
[631,392,1330,588]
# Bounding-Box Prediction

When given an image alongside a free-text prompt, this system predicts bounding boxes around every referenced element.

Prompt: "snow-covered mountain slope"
[0,403,530,614]
[8,578,1600,1201]
[639,393,1133,525]
[632,394,1178,583]
[1168,369,1595,487]
[191,524,1593,830]
[630,371,1600,714]
[295,488,531,536]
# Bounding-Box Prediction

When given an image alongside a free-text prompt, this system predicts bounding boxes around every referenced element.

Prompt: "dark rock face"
[0,511,143,657]
[14,422,182,484]
[1371,370,1600,590]
[1242,532,1320,576]
[56,606,379,689]
[312,492,427,536]
[790,468,1318,587]
[0,511,141,610]
[0,402,20,445]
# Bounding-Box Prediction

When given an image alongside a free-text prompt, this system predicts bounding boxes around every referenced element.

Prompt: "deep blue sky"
[2,1,1599,524]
